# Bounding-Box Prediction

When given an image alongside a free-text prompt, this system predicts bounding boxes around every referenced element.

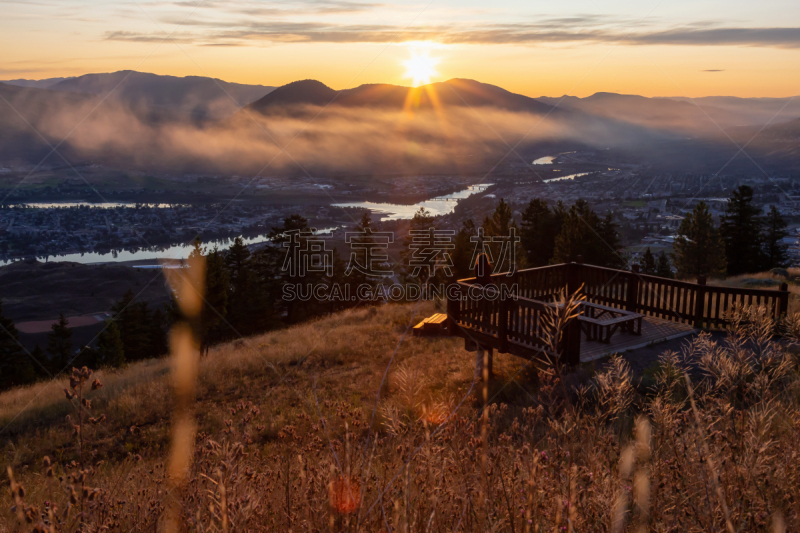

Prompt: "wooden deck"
[447,262,787,367]
[580,316,697,362]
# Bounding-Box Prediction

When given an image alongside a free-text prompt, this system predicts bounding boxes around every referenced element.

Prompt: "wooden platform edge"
[580,328,698,363]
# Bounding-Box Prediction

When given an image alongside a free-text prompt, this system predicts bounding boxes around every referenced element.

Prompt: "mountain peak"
[247,78,556,115]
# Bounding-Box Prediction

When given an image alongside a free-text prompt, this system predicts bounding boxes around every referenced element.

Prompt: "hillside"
[0,260,172,323]
[1,299,799,530]
[0,77,74,89]
[247,78,557,115]
[49,70,274,121]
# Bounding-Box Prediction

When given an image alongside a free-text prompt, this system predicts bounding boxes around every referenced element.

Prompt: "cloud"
[103,22,800,49]
[703,69,724,72]
[168,0,383,16]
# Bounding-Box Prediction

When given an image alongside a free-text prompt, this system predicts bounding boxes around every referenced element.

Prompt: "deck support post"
[561,318,581,367]
[476,345,493,380]
[446,280,460,336]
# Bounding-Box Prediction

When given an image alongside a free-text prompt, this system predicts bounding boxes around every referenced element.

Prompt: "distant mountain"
[537,92,800,135]
[247,78,557,115]
[50,71,275,121]
[1,77,74,89]
[667,96,800,127]
[537,92,742,136]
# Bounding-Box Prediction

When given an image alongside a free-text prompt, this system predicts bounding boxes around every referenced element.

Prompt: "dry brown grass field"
[2,297,800,532]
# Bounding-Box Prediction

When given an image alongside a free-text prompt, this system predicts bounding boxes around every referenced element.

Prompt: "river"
[2,182,493,265]
[332,183,493,221]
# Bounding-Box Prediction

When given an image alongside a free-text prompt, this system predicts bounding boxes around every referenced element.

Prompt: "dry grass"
[2,298,800,532]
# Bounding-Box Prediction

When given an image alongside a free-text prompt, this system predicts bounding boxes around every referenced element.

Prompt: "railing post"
[497,271,517,352]
[779,282,789,317]
[566,261,579,296]
[627,264,640,313]
[694,275,707,329]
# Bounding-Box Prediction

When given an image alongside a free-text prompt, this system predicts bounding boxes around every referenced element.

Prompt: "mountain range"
[0,71,798,174]
[3,71,274,122]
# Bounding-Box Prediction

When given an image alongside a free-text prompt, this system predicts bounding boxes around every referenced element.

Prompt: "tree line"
[672,185,789,279]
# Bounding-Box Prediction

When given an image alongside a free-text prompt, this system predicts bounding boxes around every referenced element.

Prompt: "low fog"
[1,81,795,176]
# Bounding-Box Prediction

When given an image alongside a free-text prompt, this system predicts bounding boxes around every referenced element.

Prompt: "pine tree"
[481,198,519,272]
[247,247,283,331]
[452,219,477,279]
[110,291,160,362]
[656,251,674,279]
[345,212,377,296]
[673,201,726,279]
[720,185,763,275]
[401,207,436,284]
[226,236,253,334]
[204,247,230,348]
[762,205,790,270]
[641,247,656,275]
[47,313,73,372]
[552,200,623,268]
[520,198,558,267]
[0,301,37,390]
[148,308,169,357]
[97,321,125,368]
[269,215,323,324]
[597,212,625,268]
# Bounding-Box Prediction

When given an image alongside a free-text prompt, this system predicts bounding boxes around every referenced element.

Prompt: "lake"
[532,156,555,165]
[0,228,338,267]
[333,183,493,221]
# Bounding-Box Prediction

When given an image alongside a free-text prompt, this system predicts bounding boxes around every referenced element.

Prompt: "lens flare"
[403,51,439,87]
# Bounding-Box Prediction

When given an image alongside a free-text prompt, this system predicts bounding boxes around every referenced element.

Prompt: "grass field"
[2,299,799,531]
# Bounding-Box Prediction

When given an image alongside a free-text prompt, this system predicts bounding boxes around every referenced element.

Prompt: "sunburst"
[403,51,439,87]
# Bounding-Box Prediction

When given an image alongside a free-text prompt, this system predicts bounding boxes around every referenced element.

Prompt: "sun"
[403,51,440,87]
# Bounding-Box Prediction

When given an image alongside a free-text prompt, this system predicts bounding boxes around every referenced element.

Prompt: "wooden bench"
[412,313,449,337]
[577,302,643,344]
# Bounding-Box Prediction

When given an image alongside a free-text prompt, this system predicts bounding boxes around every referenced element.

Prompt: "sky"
[1,0,799,97]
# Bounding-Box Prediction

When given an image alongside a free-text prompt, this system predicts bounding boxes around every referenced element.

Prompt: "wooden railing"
[447,262,790,365]
[568,263,789,328]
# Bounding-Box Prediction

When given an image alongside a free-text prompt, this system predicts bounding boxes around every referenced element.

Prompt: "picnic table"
[577,301,643,344]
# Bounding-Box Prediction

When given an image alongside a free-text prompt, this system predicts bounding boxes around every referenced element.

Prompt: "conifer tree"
[47,313,73,372]
[203,246,230,348]
[148,307,169,357]
[762,205,790,270]
[673,201,726,279]
[97,321,125,368]
[481,198,519,272]
[520,198,563,267]
[656,251,674,279]
[401,207,436,284]
[345,212,377,296]
[597,212,625,268]
[452,219,477,279]
[552,200,623,268]
[269,214,324,323]
[641,247,656,275]
[225,236,253,334]
[0,301,37,390]
[720,185,763,275]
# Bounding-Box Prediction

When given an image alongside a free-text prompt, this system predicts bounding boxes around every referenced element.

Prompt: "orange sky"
[1,0,799,98]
